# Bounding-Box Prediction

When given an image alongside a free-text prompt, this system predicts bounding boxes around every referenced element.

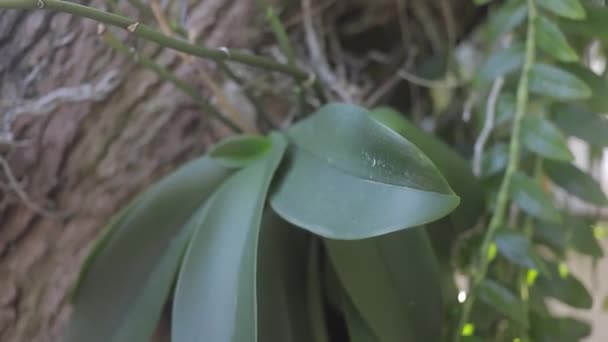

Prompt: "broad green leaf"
[257,209,314,342]
[370,107,484,230]
[534,222,569,254]
[485,1,528,44]
[307,239,330,342]
[559,63,608,112]
[325,227,442,342]
[270,103,459,239]
[536,262,593,309]
[67,156,234,342]
[511,172,561,223]
[521,115,573,161]
[544,160,608,205]
[482,143,509,177]
[342,295,381,342]
[537,0,585,19]
[477,44,524,83]
[478,279,528,327]
[529,63,591,100]
[552,105,608,147]
[172,133,286,342]
[559,2,608,41]
[495,230,549,275]
[536,16,578,62]
[530,313,592,342]
[209,134,272,168]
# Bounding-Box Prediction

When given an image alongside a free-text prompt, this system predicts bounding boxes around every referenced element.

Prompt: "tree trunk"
[0,0,481,341]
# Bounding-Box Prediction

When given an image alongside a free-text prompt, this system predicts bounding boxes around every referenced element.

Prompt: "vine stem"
[455,0,537,340]
[0,0,312,81]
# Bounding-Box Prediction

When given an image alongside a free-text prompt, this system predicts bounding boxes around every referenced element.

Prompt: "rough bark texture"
[0,0,481,341]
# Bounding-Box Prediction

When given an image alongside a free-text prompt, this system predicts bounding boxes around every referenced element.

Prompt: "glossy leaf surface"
[172,134,286,342]
[544,160,608,205]
[67,156,234,342]
[325,227,442,342]
[271,103,459,239]
[370,107,484,230]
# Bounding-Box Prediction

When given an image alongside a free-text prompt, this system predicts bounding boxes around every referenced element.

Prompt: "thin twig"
[472,77,504,176]
[398,68,461,88]
[455,1,537,340]
[0,0,311,80]
[103,32,244,133]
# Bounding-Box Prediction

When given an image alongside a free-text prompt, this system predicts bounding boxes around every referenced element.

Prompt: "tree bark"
[0,0,481,341]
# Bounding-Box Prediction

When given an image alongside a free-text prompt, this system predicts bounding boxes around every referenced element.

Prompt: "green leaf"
[325,227,442,342]
[534,222,569,254]
[529,63,591,100]
[270,103,459,239]
[567,216,604,258]
[521,115,573,161]
[370,107,484,230]
[257,210,315,342]
[172,133,286,342]
[536,16,578,62]
[495,230,549,275]
[537,0,585,20]
[536,262,593,309]
[209,134,272,168]
[544,160,608,205]
[478,279,528,327]
[482,143,509,178]
[530,313,592,342]
[485,1,528,44]
[477,44,525,83]
[552,105,608,147]
[342,295,381,342]
[67,156,234,342]
[559,2,608,41]
[511,172,561,223]
[558,63,608,112]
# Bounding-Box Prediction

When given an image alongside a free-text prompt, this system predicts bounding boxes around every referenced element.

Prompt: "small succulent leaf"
[172,133,286,342]
[477,44,525,83]
[270,103,459,239]
[537,0,585,19]
[558,63,608,112]
[544,160,608,205]
[209,134,272,168]
[495,230,549,275]
[559,2,608,41]
[325,227,442,342]
[552,105,608,147]
[536,16,578,62]
[478,279,528,327]
[521,115,573,161]
[529,63,591,100]
[536,262,593,309]
[67,156,234,342]
[511,172,561,223]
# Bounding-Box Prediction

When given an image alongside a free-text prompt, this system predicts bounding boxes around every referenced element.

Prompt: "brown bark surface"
[0,0,480,341]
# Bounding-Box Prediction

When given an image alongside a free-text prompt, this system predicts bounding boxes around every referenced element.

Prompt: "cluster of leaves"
[68,104,469,342]
[459,0,608,340]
